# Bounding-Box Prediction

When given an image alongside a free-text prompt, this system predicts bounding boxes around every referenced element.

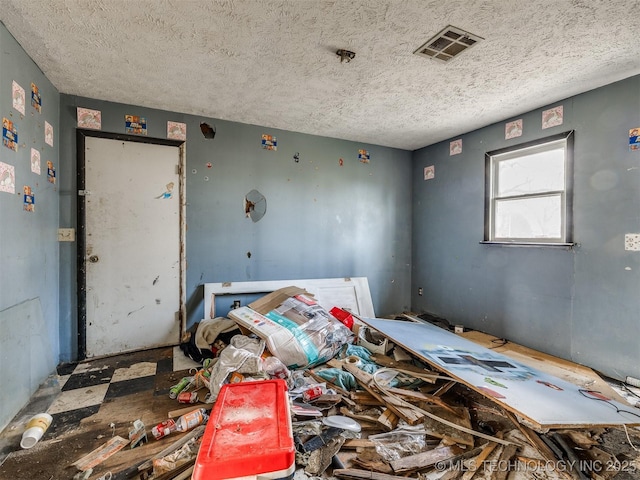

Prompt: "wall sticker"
[629,127,639,151]
[424,165,435,180]
[125,115,147,135]
[31,83,41,113]
[0,162,16,194]
[505,119,523,139]
[12,81,25,115]
[30,148,41,175]
[2,118,18,152]
[45,121,54,147]
[358,149,370,164]
[450,139,462,156]
[23,185,34,212]
[47,160,56,184]
[542,106,563,129]
[77,108,102,130]
[261,134,277,151]
[167,121,186,140]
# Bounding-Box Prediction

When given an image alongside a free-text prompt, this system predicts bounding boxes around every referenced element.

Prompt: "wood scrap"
[377,408,399,431]
[334,468,424,480]
[137,426,205,473]
[342,363,424,425]
[460,438,500,480]
[350,391,385,406]
[421,406,475,447]
[385,386,459,415]
[434,381,457,397]
[339,407,386,430]
[492,443,519,480]
[341,439,376,450]
[390,445,465,473]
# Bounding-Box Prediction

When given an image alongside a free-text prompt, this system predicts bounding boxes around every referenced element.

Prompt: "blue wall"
[0,23,60,431]
[58,96,413,361]
[412,75,640,380]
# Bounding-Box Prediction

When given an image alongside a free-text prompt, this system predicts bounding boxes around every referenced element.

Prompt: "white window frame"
[484,131,574,246]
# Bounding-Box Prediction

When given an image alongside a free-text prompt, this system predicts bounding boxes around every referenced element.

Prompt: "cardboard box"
[192,379,295,480]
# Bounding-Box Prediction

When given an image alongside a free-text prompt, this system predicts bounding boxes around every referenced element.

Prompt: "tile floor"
[0,346,203,480]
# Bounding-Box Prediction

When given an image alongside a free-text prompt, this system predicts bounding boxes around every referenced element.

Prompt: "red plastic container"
[192,379,295,480]
[330,307,354,330]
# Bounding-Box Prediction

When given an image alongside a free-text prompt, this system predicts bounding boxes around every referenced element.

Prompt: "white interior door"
[84,136,182,357]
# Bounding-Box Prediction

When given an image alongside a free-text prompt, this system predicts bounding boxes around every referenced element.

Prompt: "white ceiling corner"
[1,0,638,150]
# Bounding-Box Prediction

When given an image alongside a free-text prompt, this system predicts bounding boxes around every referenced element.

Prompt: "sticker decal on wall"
[12,81,25,115]
[542,105,563,129]
[77,108,102,130]
[156,182,174,199]
[450,139,462,156]
[31,83,41,113]
[358,149,370,164]
[47,160,56,184]
[0,162,16,194]
[23,185,34,212]
[125,115,147,135]
[505,119,523,139]
[30,148,41,175]
[45,121,54,147]
[629,127,639,151]
[424,165,435,180]
[167,121,186,140]
[261,134,277,151]
[2,118,18,152]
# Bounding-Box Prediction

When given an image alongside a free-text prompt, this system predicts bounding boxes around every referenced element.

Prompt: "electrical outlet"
[625,233,640,251]
[418,287,423,296]
[58,228,75,242]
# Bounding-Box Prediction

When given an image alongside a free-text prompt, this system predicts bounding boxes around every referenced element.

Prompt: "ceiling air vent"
[414,25,483,63]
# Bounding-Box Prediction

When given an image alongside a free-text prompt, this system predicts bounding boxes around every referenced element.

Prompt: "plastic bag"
[369,426,428,462]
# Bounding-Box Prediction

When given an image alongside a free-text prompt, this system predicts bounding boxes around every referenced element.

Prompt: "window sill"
[480,241,576,249]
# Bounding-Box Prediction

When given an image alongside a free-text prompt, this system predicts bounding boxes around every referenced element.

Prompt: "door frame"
[76,129,186,359]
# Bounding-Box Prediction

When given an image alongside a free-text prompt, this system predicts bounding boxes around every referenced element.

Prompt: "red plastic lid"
[193,379,295,480]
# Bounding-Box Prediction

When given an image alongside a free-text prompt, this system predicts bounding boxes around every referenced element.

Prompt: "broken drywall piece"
[244,189,266,222]
[200,122,216,139]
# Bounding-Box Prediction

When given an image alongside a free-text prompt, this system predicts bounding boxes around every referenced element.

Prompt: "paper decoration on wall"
[450,139,462,156]
[2,117,18,151]
[261,134,277,151]
[125,115,147,135]
[358,149,370,164]
[47,160,56,184]
[156,182,174,199]
[167,121,186,140]
[45,121,54,146]
[12,81,25,115]
[629,127,640,151]
[505,119,523,139]
[77,107,102,130]
[23,185,34,212]
[424,165,435,180]
[0,162,16,194]
[31,83,41,113]
[30,148,41,175]
[542,105,563,129]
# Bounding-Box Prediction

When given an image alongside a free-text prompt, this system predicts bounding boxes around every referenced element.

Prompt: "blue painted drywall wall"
[412,75,640,381]
[0,22,60,431]
[58,95,413,362]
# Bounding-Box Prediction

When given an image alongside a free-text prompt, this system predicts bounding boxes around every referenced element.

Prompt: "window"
[484,131,574,245]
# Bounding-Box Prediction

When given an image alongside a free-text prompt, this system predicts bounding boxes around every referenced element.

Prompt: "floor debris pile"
[1,286,640,479]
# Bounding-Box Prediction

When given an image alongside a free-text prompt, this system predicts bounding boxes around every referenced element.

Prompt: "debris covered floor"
[1,339,640,480]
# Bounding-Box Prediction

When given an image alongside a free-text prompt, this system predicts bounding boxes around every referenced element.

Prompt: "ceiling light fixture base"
[336,49,356,63]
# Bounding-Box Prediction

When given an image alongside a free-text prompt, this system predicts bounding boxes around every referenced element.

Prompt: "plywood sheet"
[360,318,640,430]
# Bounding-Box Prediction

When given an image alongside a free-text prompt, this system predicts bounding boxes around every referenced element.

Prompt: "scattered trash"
[20,413,52,449]
[128,419,147,449]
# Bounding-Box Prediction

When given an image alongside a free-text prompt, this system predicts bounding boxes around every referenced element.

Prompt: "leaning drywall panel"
[361,317,639,430]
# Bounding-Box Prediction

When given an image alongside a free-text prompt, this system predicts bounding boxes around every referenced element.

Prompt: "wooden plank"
[342,363,424,425]
[421,406,475,447]
[334,468,423,480]
[377,408,399,431]
[492,444,519,480]
[359,317,640,430]
[390,445,464,473]
[341,439,376,450]
[370,354,436,382]
[385,386,459,415]
[460,440,500,480]
[350,391,385,406]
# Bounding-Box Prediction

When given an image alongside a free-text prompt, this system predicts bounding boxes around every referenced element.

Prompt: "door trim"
[76,129,186,359]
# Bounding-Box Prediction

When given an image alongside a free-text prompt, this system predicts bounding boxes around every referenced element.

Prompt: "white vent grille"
[414,26,483,63]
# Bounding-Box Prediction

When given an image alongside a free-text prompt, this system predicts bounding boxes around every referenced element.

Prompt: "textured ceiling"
[1,0,638,150]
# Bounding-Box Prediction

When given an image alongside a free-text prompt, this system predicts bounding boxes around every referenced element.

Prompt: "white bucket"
[20,413,53,449]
